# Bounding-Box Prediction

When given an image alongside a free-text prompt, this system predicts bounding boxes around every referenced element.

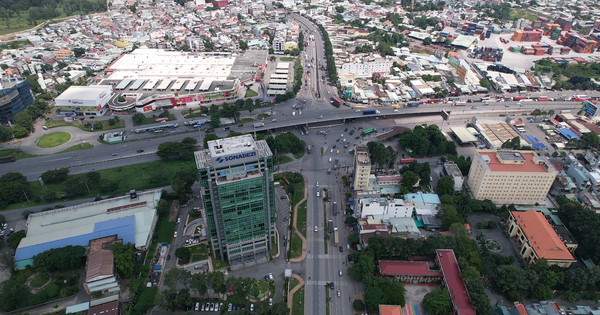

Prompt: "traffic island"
[35,131,71,148]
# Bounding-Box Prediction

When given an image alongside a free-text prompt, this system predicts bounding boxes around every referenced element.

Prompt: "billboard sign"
[212,150,258,167]
[143,105,153,112]
[583,101,597,116]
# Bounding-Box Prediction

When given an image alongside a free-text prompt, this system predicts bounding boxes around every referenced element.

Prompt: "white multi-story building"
[357,197,414,219]
[340,60,393,78]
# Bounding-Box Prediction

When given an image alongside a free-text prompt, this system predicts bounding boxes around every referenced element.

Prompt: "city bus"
[154,130,164,134]
[361,128,375,135]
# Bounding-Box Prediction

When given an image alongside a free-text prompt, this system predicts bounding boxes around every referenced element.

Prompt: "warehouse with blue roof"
[15,189,162,268]
[558,128,581,141]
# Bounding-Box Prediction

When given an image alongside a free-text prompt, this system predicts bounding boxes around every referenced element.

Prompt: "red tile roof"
[437,249,476,315]
[89,301,118,315]
[380,305,402,315]
[479,152,548,173]
[379,261,443,277]
[511,210,575,261]
[513,302,528,315]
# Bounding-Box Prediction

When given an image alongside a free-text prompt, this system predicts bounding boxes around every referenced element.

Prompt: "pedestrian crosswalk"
[305,280,350,286]
[306,254,345,259]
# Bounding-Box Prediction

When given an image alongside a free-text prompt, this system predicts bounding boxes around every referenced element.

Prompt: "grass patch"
[2,159,197,212]
[290,278,299,290]
[291,285,305,315]
[247,281,270,299]
[269,236,278,258]
[238,118,255,124]
[138,287,158,308]
[509,10,539,22]
[190,244,209,262]
[245,89,259,98]
[212,254,230,270]
[30,272,50,288]
[0,0,107,36]
[36,132,71,148]
[257,113,271,120]
[276,155,293,165]
[136,114,177,126]
[290,232,303,259]
[155,215,176,243]
[293,150,305,159]
[57,142,94,153]
[45,119,126,132]
[280,57,298,62]
[0,148,37,159]
[297,201,307,238]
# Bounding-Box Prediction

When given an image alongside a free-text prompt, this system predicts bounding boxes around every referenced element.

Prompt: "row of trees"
[157,137,198,161]
[316,23,338,84]
[399,124,457,157]
[265,132,306,156]
[0,99,50,141]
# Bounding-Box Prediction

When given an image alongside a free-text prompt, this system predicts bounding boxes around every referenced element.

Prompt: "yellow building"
[115,39,129,48]
[466,150,557,204]
[507,210,577,267]
[55,49,74,60]
[284,41,298,51]
[353,146,371,191]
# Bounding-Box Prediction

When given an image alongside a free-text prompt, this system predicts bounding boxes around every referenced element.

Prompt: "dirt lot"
[403,283,437,305]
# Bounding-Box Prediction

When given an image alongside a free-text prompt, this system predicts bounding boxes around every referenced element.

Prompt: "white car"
[314,226,318,232]
[316,191,320,197]
[173,231,177,238]
[316,182,319,187]
[201,304,205,311]
[355,109,360,112]
[269,298,273,306]
[250,304,255,311]
[177,218,181,223]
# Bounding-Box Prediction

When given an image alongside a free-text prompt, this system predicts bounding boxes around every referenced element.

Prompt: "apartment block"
[353,146,371,191]
[507,210,577,267]
[195,135,275,268]
[340,60,393,78]
[54,49,74,60]
[467,150,557,204]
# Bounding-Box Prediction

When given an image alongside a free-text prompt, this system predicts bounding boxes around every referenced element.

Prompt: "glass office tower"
[195,135,275,267]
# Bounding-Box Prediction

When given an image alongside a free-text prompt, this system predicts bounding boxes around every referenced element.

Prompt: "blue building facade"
[0,77,34,124]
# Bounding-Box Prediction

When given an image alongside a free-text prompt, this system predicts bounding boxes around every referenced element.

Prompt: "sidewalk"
[287,274,305,315]
[290,181,308,263]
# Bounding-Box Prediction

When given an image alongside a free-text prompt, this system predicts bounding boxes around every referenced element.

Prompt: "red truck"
[513,96,526,101]
[536,98,552,101]
[330,97,342,106]
[400,158,415,164]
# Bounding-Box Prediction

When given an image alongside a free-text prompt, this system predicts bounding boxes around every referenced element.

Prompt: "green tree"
[7,230,26,249]
[436,175,455,196]
[210,113,221,128]
[298,31,304,51]
[580,132,599,148]
[175,247,191,262]
[41,167,70,183]
[32,245,85,272]
[14,111,33,131]
[0,126,12,142]
[157,199,170,216]
[111,242,135,278]
[171,170,197,200]
[353,299,365,311]
[22,210,34,220]
[479,78,492,88]
[0,172,30,204]
[423,37,433,45]
[12,125,28,138]
[401,171,419,193]
[245,98,254,114]
[203,133,220,149]
[132,112,145,125]
[0,252,16,274]
[423,288,452,315]
[73,47,85,57]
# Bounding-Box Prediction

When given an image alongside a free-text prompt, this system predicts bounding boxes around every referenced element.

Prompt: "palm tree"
[0,252,16,274]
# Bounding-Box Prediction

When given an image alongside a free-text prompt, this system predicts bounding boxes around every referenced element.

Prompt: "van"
[42,126,48,130]
[329,158,332,163]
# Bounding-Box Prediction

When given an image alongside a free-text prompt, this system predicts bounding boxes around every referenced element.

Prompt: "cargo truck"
[328,220,334,233]
[363,110,380,115]
[400,158,415,164]
[253,122,265,128]
[334,229,339,246]
[330,97,342,106]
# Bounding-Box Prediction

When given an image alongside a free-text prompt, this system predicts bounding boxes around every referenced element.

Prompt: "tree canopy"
[111,242,135,278]
[157,137,198,160]
[399,125,456,157]
[33,245,85,272]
